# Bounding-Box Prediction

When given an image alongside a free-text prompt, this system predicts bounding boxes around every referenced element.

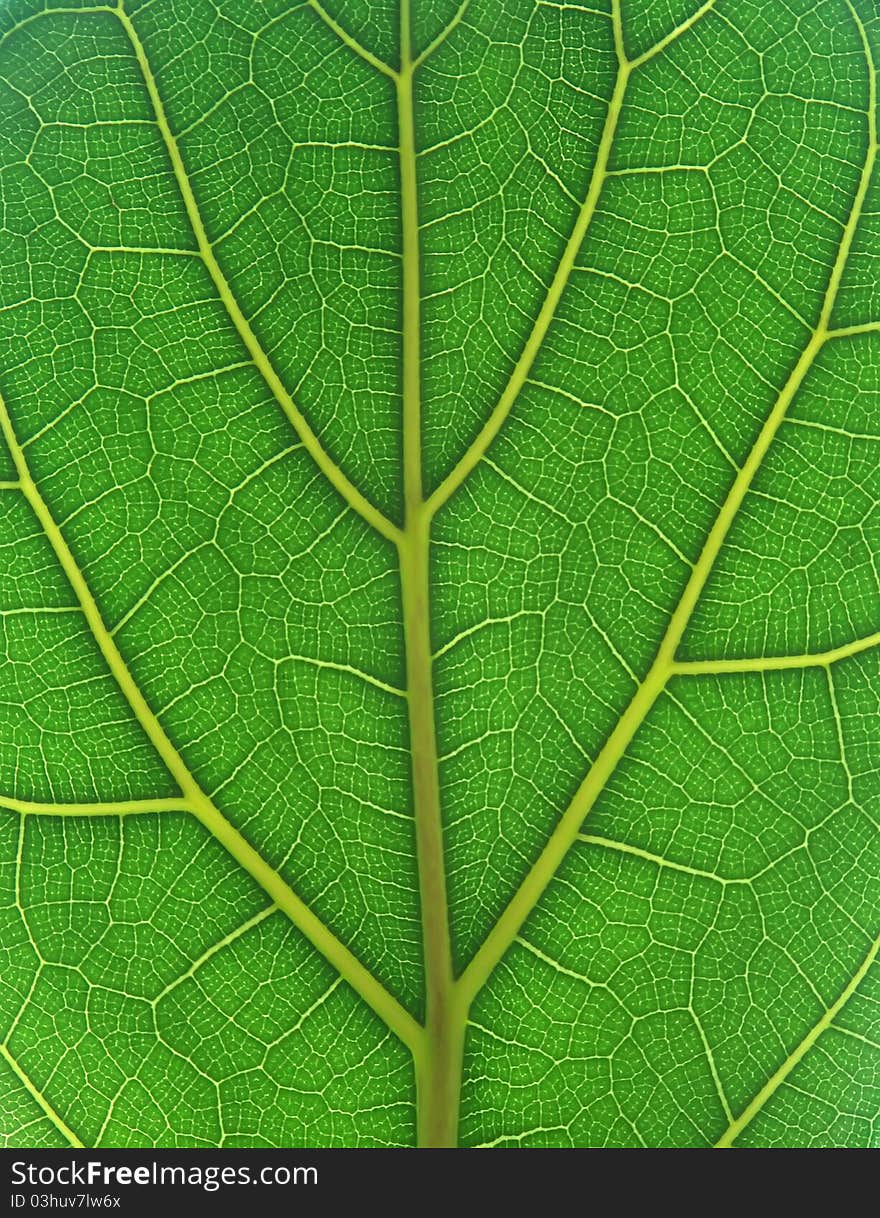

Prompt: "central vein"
[396,0,463,1149]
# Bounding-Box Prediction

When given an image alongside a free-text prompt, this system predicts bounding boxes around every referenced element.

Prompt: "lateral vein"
[0,390,421,1056]
[306,0,398,79]
[629,0,719,69]
[0,795,191,816]
[459,0,878,1006]
[426,11,631,515]
[0,1042,84,1148]
[673,628,880,674]
[115,4,401,545]
[413,0,471,71]
[714,927,880,1147]
[152,905,276,1004]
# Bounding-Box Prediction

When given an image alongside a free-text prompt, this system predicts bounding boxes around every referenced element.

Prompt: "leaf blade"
[1,0,878,1149]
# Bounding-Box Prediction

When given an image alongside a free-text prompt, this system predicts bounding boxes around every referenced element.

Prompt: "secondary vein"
[458,0,879,1008]
[0,795,191,816]
[673,627,880,674]
[0,1042,84,1148]
[115,3,401,545]
[715,926,880,1147]
[425,9,631,516]
[0,390,421,1056]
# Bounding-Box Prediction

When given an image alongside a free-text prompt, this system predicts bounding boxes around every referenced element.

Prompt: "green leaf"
[0,0,878,1149]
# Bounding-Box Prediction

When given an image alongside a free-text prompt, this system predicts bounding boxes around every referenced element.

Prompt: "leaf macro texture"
[0,0,879,1150]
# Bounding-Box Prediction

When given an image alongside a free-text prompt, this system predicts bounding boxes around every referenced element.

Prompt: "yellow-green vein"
[459,0,878,1007]
[0,390,421,1056]
[307,0,398,79]
[424,0,722,518]
[151,905,276,1005]
[426,0,631,516]
[0,1043,84,1148]
[578,833,741,885]
[628,0,719,69]
[0,794,191,816]
[413,0,471,71]
[715,927,880,1147]
[397,0,462,1147]
[674,628,880,674]
[115,3,401,545]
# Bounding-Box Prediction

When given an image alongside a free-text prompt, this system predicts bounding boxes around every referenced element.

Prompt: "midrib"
[396,0,462,1149]
[1,0,876,1154]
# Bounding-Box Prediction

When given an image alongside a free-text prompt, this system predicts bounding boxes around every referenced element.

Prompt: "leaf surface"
[0,0,878,1148]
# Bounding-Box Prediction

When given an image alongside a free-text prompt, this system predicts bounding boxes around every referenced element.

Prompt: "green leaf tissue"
[0,0,878,1149]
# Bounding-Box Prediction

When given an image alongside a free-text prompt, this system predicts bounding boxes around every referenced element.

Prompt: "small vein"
[578,833,739,884]
[413,0,471,71]
[286,654,406,698]
[152,905,275,1004]
[628,0,719,70]
[675,628,880,675]
[115,4,401,544]
[426,6,631,514]
[715,927,880,1147]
